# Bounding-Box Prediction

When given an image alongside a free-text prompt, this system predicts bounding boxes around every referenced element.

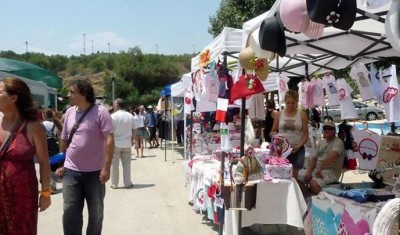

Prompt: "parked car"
[323,101,385,121]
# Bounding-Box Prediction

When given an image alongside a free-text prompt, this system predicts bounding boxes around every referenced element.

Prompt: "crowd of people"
[0,76,345,234]
[0,76,169,235]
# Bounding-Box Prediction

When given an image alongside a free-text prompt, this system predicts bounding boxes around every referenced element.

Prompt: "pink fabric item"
[279,0,307,32]
[304,21,325,39]
[268,157,291,166]
[280,0,324,39]
[339,208,370,235]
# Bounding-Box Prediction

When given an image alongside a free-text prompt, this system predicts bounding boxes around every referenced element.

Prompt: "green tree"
[209,0,275,37]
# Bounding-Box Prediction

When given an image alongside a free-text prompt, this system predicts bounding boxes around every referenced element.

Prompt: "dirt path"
[37,144,218,235]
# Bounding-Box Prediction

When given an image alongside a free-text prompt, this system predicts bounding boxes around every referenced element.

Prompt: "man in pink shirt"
[57,79,114,235]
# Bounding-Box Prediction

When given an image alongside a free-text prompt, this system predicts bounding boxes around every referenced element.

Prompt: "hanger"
[362,121,377,134]
[379,123,384,135]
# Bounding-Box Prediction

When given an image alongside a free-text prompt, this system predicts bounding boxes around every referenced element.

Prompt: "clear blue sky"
[1,0,220,56]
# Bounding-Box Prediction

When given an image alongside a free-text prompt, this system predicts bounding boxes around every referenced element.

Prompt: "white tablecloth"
[224,178,307,235]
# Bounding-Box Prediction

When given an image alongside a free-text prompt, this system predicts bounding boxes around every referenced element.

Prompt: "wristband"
[40,189,51,197]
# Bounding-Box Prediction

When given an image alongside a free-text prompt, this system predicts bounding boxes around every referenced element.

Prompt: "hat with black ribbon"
[306,0,357,30]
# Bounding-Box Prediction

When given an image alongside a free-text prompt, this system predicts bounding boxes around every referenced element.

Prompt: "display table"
[224,178,307,235]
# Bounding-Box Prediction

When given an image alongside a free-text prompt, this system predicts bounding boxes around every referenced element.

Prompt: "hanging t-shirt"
[184,85,195,114]
[248,93,265,120]
[298,80,313,109]
[350,62,375,101]
[379,65,400,122]
[352,129,380,170]
[193,70,203,101]
[278,74,290,101]
[304,125,317,157]
[336,78,358,120]
[200,73,210,101]
[323,74,340,106]
[310,78,325,107]
[208,75,219,103]
[369,63,382,104]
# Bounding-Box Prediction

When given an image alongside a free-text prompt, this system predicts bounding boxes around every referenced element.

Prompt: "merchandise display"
[264,157,293,179]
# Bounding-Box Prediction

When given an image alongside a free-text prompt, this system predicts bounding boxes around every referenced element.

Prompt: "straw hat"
[246,29,278,62]
[239,47,257,70]
[254,58,269,81]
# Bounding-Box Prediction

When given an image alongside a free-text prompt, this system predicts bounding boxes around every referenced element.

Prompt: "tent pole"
[219,51,228,235]
[189,110,193,160]
[184,99,187,160]
[171,96,174,161]
[276,57,283,110]
[165,97,167,162]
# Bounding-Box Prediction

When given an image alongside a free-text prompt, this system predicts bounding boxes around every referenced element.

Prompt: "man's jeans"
[62,168,105,235]
[111,147,133,188]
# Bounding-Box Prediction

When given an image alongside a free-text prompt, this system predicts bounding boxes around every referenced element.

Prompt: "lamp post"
[83,33,86,55]
[111,73,116,102]
[108,42,111,61]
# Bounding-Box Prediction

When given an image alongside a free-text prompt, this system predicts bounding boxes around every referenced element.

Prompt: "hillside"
[61,71,105,96]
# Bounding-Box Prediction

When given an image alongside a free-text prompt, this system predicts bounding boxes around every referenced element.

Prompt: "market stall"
[239,0,400,232]
[242,0,399,76]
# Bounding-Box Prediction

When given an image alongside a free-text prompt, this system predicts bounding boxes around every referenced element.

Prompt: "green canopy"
[0,58,62,89]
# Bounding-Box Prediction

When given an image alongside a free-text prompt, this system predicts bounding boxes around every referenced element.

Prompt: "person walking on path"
[0,77,51,235]
[145,105,159,148]
[133,107,146,157]
[56,79,114,235]
[42,109,63,193]
[110,98,134,189]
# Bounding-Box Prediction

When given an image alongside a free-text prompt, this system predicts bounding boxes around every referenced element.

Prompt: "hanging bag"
[230,74,265,102]
[222,146,263,210]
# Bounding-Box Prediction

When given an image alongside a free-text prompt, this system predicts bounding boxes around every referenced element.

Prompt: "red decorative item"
[230,74,265,102]
[254,58,265,69]
[215,110,226,122]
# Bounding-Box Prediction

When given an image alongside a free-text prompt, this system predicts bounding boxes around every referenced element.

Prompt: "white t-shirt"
[323,74,340,106]
[310,78,325,107]
[111,110,135,148]
[42,120,58,136]
[133,114,145,129]
[369,63,382,104]
[278,109,303,147]
[336,78,358,119]
[380,65,400,122]
[278,74,289,101]
[298,80,313,109]
[350,63,375,101]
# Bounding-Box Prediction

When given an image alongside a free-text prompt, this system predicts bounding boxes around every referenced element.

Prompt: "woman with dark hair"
[0,77,51,234]
[264,99,278,143]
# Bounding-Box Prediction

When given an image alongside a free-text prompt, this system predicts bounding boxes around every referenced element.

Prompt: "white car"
[323,101,385,121]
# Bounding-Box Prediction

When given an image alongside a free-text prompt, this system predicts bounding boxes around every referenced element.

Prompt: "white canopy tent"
[171,72,191,97]
[191,27,243,72]
[243,0,399,76]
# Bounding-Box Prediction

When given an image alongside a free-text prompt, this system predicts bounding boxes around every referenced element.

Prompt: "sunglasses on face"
[323,127,335,131]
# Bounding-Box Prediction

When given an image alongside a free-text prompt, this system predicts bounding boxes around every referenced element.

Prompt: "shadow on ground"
[132,183,155,189]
